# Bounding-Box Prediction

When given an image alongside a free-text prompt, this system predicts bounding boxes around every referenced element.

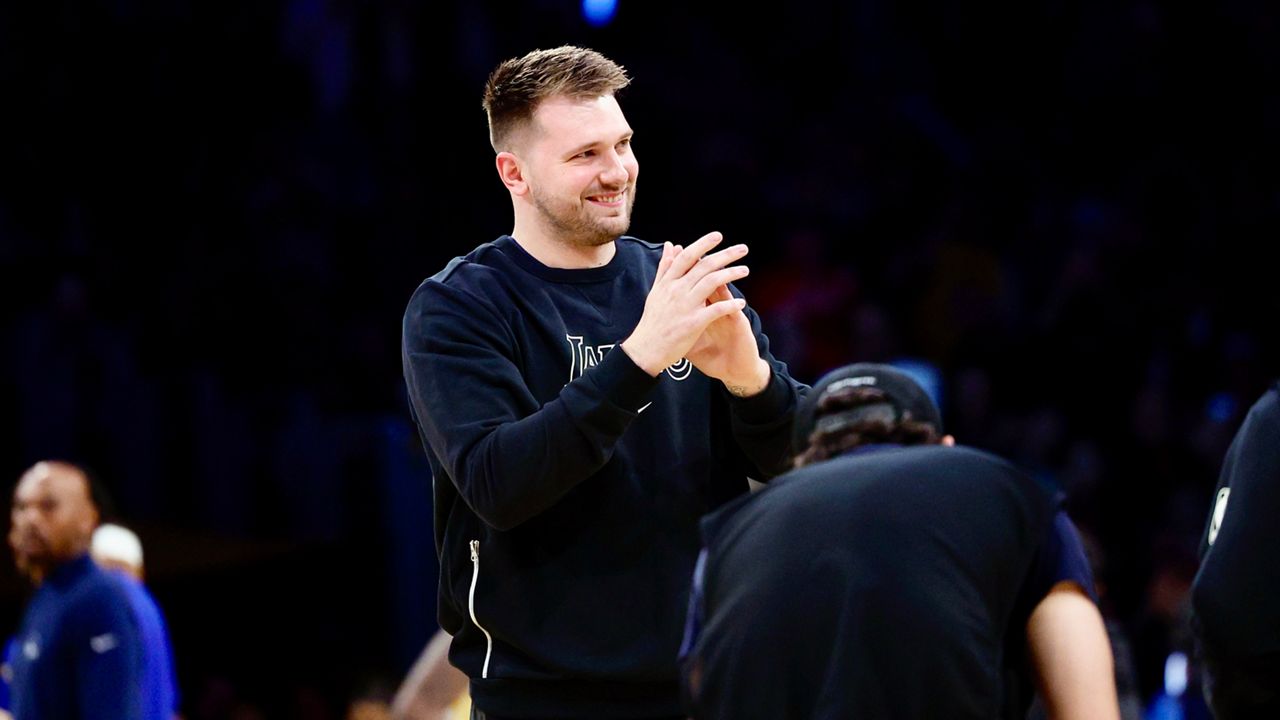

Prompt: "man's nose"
[599,149,629,186]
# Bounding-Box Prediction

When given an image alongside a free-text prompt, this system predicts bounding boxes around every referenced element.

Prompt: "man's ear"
[496,152,528,196]
[81,507,100,540]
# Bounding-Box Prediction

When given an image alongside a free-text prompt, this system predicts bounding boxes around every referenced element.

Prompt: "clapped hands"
[620,232,771,397]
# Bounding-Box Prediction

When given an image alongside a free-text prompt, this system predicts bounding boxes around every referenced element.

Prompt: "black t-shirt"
[1192,383,1280,660]
[683,444,1083,720]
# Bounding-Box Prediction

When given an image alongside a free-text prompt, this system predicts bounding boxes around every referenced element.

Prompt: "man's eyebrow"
[565,131,634,157]
[564,141,598,156]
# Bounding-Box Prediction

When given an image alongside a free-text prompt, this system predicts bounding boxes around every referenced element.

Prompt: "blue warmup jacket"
[9,554,145,719]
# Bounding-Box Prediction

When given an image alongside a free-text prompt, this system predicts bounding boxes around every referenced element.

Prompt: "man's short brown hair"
[482,46,630,152]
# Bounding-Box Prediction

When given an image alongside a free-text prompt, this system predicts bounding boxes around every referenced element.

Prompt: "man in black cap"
[679,362,1121,719]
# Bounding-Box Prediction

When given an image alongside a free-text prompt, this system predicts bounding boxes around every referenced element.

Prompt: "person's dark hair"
[793,386,941,468]
[12,460,121,523]
[80,463,120,525]
[10,458,120,527]
[482,45,631,152]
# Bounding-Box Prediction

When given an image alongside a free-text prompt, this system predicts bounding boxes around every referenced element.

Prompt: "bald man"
[7,461,146,719]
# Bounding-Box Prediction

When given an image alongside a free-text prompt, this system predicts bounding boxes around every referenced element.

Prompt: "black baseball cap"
[792,362,944,452]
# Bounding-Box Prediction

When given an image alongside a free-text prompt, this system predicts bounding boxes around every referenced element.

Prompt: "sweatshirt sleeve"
[403,278,660,531]
[724,298,809,480]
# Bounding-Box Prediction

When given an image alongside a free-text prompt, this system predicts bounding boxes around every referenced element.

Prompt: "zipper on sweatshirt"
[469,539,494,679]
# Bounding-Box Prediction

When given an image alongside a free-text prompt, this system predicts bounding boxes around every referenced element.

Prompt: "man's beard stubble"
[530,185,637,248]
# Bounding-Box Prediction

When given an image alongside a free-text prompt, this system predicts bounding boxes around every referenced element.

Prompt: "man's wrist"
[619,339,665,377]
[724,359,772,398]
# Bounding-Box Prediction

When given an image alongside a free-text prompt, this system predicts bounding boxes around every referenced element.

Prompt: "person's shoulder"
[1215,383,1280,469]
[1244,383,1280,424]
[616,235,662,252]
[100,569,159,609]
[64,564,132,607]
[404,238,514,317]
[55,566,137,637]
[932,445,1050,489]
[844,444,1044,496]
[418,238,513,289]
[606,236,662,277]
[110,575,170,637]
[699,483,766,543]
[617,234,661,252]
[889,442,1011,469]
[806,443,982,470]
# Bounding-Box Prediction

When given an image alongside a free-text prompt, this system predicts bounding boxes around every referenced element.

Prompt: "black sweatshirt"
[401,235,803,718]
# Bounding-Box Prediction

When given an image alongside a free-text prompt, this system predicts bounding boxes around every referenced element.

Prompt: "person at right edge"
[400,46,804,720]
[1191,382,1280,718]
[680,362,1121,719]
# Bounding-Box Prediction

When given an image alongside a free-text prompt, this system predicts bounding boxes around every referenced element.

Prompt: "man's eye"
[576,150,596,159]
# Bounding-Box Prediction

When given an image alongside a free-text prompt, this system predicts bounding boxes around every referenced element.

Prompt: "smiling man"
[400,46,804,719]
[7,461,145,719]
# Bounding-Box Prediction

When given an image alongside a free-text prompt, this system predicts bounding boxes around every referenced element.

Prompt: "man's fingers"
[666,232,723,278]
[654,242,688,285]
[698,296,748,325]
[704,283,734,306]
[682,243,749,287]
[654,241,674,284]
[694,266,749,300]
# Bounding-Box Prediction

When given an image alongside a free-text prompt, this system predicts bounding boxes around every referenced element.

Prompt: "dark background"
[3,0,1277,716]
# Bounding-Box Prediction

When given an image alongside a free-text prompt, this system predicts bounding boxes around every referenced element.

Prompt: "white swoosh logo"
[90,633,118,654]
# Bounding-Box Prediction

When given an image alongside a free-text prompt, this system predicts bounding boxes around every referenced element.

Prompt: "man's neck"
[28,551,89,587]
[510,219,616,269]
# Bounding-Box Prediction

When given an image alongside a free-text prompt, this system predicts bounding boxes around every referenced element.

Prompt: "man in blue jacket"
[6,461,146,719]
[401,45,803,719]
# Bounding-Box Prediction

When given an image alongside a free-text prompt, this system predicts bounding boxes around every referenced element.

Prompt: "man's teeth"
[594,193,623,203]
